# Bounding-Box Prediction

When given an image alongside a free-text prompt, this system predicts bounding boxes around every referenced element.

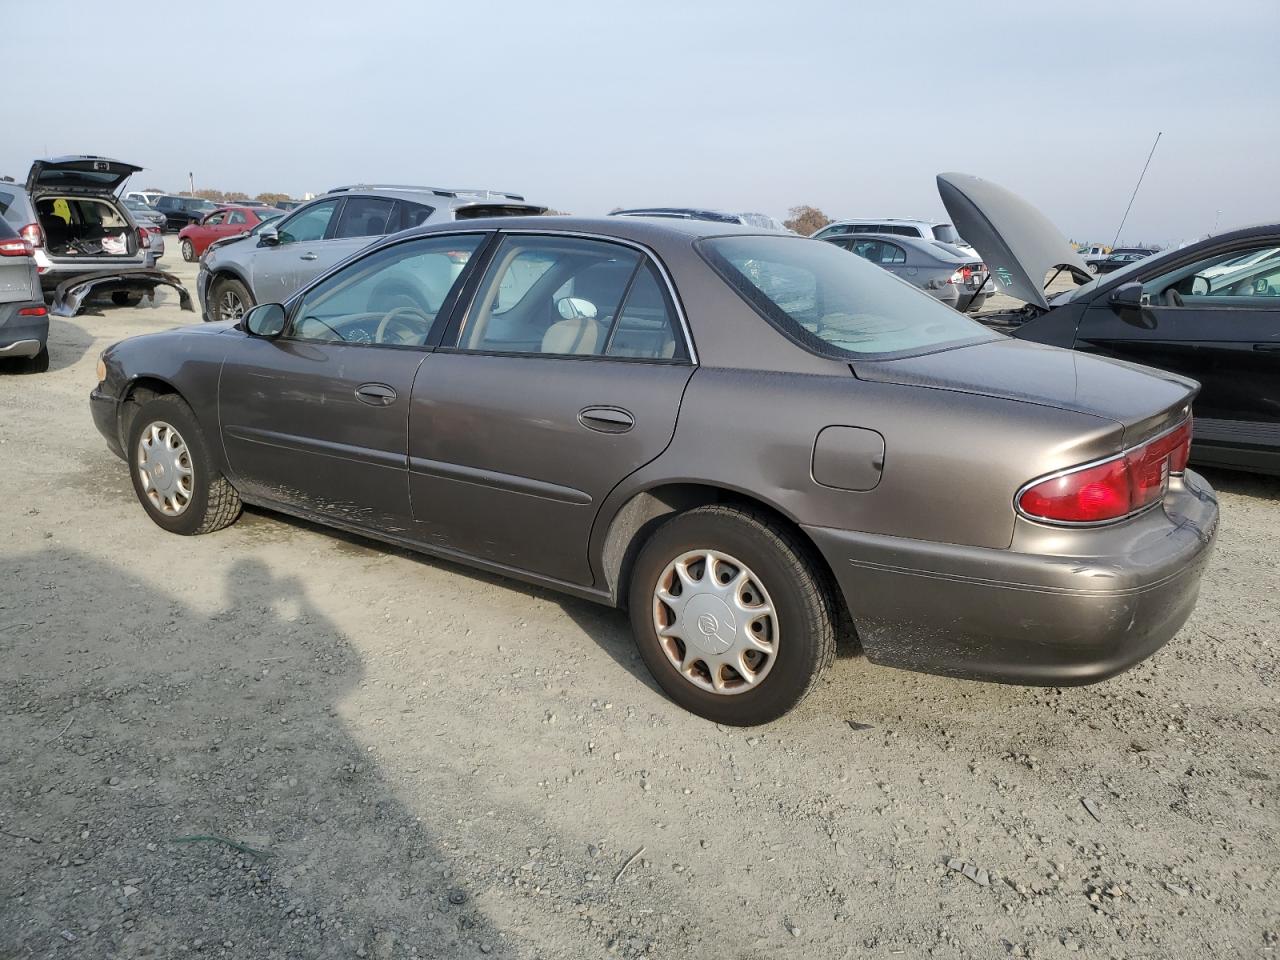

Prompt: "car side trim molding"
[223,425,405,470]
[407,455,592,505]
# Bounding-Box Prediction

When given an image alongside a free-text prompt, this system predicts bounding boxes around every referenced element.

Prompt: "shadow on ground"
[0,549,509,958]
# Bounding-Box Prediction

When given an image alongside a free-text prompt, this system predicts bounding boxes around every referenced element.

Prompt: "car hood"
[853,337,1196,443]
[936,173,1091,310]
[27,156,143,195]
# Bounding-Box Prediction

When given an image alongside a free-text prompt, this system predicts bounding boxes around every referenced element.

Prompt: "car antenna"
[1110,131,1162,249]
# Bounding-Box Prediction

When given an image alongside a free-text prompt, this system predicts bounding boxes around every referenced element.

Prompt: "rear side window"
[701,235,994,359]
[459,235,685,360]
[399,201,435,230]
[333,196,396,239]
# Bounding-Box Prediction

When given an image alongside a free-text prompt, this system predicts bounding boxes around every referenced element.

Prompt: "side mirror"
[1109,281,1144,309]
[243,302,286,338]
[258,226,280,247]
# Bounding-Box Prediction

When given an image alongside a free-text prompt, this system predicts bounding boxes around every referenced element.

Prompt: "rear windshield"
[700,235,996,358]
[931,223,960,243]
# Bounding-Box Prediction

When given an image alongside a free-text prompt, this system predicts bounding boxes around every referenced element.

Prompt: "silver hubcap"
[218,289,245,321]
[652,550,778,695]
[136,421,194,516]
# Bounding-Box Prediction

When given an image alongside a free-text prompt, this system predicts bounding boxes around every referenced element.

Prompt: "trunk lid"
[852,337,1196,445]
[936,172,1091,311]
[26,156,143,196]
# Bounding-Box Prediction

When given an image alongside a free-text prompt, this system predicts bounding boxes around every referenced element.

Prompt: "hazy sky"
[8,0,1278,245]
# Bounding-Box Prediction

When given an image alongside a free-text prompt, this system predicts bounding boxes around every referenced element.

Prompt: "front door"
[246,198,342,303]
[1077,240,1280,454]
[219,232,489,529]
[408,232,695,584]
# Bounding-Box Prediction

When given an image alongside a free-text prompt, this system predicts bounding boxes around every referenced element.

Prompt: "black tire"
[627,505,838,725]
[126,394,242,536]
[210,276,254,323]
[112,291,144,307]
[180,238,196,262]
[19,347,50,374]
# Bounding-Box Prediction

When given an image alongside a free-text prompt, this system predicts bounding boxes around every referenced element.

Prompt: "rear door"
[1076,240,1280,451]
[219,232,489,527]
[407,232,694,584]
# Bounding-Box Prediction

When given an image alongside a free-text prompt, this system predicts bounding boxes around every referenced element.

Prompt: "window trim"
[438,229,697,365]
[278,230,495,352]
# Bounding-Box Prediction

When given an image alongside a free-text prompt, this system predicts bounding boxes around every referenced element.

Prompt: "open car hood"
[937,173,1091,311]
[26,156,143,195]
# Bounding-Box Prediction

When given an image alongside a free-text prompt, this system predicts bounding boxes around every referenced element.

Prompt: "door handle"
[300,252,318,261]
[1253,343,1280,353]
[578,406,635,433]
[355,383,397,406]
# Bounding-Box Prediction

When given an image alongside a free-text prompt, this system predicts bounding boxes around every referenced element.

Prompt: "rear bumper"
[0,302,49,356]
[804,471,1219,686]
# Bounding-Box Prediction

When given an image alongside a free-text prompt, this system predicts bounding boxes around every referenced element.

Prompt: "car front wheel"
[126,395,242,535]
[628,505,838,725]
[212,277,254,323]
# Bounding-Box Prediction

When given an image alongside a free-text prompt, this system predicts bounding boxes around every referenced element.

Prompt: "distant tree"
[783,204,831,236]
[143,186,164,193]
[255,192,292,205]
[192,188,226,201]
[224,191,249,201]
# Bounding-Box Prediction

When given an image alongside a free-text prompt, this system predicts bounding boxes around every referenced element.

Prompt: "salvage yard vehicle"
[940,172,1280,475]
[0,156,184,311]
[92,216,1218,725]
[820,231,991,312]
[1094,249,1155,274]
[178,205,282,261]
[152,194,218,232]
[198,185,547,322]
[0,218,48,372]
[812,218,978,257]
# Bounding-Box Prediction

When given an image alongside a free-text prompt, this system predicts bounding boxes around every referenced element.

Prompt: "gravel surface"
[1,255,1276,958]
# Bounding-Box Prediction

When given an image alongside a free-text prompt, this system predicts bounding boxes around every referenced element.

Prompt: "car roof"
[827,217,944,226]
[390,214,784,246]
[325,184,530,204]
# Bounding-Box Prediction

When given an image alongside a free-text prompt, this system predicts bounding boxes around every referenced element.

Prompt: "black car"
[153,195,218,232]
[939,172,1280,476]
[1095,248,1156,275]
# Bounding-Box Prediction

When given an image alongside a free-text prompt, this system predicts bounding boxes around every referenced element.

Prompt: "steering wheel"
[375,304,431,344]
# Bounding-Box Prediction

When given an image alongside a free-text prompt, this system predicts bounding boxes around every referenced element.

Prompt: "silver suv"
[812,218,977,256]
[0,157,162,303]
[198,185,547,322]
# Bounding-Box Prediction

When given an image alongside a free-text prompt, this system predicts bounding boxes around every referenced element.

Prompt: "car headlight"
[96,354,107,385]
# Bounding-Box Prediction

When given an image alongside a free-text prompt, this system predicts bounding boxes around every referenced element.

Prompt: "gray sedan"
[90,217,1217,725]
[821,232,992,311]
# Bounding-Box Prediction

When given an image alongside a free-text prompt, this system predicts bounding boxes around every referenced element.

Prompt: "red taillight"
[138,226,153,249]
[18,306,47,317]
[0,237,32,257]
[19,223,43,249]
[1017,418,1193,524]
[947,269,963,284]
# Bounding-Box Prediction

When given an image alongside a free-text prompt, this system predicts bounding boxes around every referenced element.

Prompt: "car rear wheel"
[180,239,195,262]
[212,277,254,323]
[628,505,838,725]
[126,395,242,536]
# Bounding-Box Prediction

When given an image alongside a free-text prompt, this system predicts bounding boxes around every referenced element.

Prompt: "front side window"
[459,235,685,359]
[701,235,994,358]
[204,212,226,226]
[289,234,485,346]
[1143,244,1280,304]
[333,196,396,239]
[278,199,339,244]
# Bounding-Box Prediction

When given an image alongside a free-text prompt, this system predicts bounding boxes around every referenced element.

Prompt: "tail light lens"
[1017,418,1193,524]
[0,237,33,257]
[18,305,47,317]
[947,270,963,284]
[138,226,153,249]
[19,223,43,249]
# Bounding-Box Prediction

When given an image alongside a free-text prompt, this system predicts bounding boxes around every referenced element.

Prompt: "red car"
[177,206,281,262]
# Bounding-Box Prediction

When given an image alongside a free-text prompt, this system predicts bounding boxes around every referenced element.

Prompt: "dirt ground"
[1,252,1277,960]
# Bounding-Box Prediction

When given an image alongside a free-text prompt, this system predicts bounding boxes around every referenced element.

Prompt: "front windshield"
[700,235,996,358]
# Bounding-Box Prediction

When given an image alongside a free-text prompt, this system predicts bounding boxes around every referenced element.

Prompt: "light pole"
[188,171,195,196]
